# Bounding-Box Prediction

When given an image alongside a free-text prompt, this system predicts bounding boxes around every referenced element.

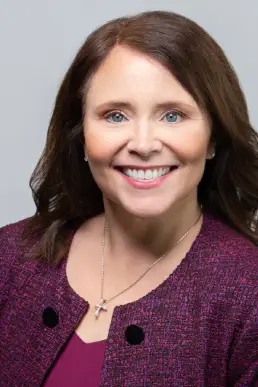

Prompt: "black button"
[42,307,59,328]
[125,325,145,345]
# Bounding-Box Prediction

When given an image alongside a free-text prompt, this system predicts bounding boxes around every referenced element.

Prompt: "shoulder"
[0,217,31,259]
[0,217,40,293]
[0,217,30,238]
[203,212,258,263]
[200,213,258,304]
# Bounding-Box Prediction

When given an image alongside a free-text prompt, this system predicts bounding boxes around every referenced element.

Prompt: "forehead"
[86,45,198,109]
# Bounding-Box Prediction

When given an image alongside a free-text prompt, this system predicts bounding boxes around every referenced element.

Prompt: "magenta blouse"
[44,333,106,386]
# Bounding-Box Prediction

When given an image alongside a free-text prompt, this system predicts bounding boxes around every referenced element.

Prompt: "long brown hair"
[22,10,258,264]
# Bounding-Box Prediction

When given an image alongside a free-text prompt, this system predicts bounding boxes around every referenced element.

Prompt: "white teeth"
[132,169,138,179]
[158,168,163,177]
[145,169,153,179]
[152,169,158,179]
[137,170,145,179]
[122,167,171,179]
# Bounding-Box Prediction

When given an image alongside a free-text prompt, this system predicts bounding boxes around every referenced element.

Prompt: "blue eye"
[164,111,183,123]
[106,111,125,123]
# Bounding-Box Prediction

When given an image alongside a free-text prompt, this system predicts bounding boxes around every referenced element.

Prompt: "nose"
[127,122,162,158]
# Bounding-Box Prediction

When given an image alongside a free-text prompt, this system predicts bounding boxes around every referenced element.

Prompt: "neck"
[102,198,202,265]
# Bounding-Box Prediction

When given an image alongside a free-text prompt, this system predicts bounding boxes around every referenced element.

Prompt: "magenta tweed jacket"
[1,213,258,386]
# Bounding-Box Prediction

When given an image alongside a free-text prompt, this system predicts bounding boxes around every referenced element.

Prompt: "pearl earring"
[84,154,88,162]
[207,151,215,160]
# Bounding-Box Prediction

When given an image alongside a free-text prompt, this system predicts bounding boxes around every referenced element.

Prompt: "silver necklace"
[94,210,202,318]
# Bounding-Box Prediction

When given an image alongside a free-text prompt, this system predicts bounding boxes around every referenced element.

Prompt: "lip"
[115,165,178,189]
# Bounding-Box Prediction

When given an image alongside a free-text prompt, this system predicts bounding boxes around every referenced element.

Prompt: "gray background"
[0,0,257,226]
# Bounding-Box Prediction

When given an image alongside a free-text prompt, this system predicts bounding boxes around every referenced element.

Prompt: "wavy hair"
[22,10,258,264]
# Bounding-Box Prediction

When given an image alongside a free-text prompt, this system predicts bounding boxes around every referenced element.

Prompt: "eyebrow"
[94,100,197,113]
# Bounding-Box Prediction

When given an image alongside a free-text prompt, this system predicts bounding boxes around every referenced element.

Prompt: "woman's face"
[83,45,213,218]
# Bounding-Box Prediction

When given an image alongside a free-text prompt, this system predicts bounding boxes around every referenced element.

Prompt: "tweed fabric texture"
[0,213,258,386]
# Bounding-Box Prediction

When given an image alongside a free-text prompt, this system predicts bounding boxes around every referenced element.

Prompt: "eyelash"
[103,109,186,123]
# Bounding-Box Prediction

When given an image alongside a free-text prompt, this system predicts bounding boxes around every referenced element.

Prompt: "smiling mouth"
[114,166,178,180]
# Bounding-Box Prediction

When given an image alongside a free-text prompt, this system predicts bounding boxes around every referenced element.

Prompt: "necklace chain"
[94,210,202,318]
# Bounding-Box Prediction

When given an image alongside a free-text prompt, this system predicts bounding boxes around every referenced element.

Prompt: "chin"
[121,201,173,219]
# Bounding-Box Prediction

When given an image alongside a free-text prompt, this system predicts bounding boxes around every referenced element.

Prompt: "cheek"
[84,128,115,164]
[171,125,210,163]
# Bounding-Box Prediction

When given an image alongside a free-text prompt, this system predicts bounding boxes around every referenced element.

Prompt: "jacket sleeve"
[229,300,258,386]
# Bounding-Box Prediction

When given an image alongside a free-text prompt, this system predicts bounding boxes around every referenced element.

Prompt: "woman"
[0,9,258,387]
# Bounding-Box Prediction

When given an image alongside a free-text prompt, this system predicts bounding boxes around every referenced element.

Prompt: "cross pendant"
[95,298,108,318]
